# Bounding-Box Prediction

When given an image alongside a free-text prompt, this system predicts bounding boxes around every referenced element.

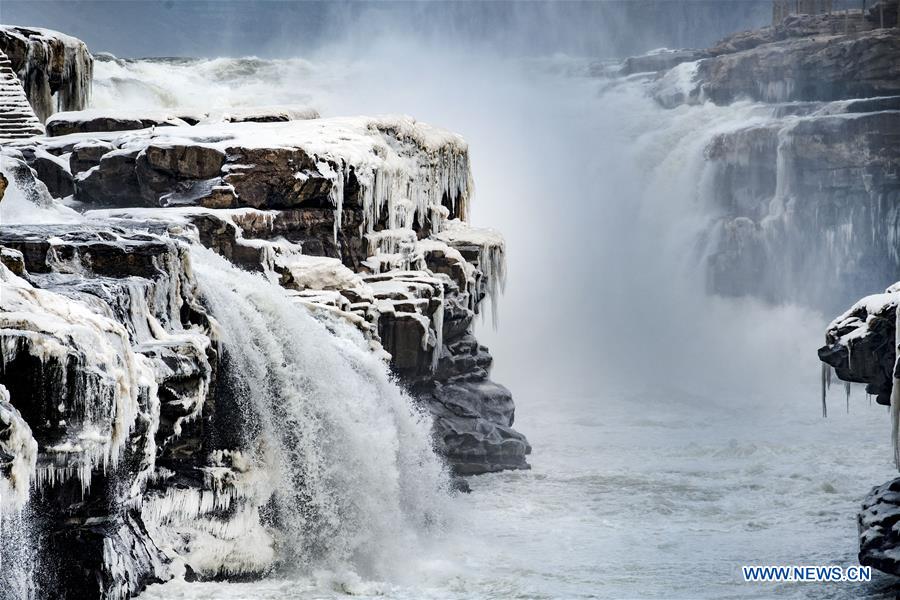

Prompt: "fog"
[5,2,897,597]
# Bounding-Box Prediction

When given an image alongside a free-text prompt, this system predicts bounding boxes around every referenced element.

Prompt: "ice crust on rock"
[0,69,525,592]
[0,25,93,122]
[67,115,471,242]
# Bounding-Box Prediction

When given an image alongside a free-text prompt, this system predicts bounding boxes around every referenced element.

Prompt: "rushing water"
[185,247,452,581]
[80,40,900,599]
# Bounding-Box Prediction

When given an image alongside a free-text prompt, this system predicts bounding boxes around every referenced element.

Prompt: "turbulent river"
[92,47,900,599]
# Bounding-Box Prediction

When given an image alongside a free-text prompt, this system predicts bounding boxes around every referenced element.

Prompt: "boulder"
[818,283,898,406]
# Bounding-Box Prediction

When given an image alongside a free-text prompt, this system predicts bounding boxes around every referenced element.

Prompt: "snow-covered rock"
[0,25,92,122]
[821,282,900,576]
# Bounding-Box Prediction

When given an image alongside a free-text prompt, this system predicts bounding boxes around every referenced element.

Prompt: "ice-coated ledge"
[39,115,472,242]
[0,25,93,122]
[45,105,320,136]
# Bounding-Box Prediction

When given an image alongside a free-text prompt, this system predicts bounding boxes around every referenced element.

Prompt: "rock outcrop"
[0,25,93,122]
[819,283,898,407]
[0,109,529,597]
[819,283,899,575]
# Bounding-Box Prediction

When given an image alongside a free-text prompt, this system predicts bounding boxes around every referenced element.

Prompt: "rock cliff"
[615,5,900,579]
[0,22,531,598]
[0,54,529,596]
[819,284,899,575]
[613,7,900,314]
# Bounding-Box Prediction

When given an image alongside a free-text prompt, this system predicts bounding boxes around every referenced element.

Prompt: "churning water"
[94,41,900,599]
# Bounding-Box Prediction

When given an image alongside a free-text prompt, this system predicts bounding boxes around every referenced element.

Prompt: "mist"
[2,3,895,597]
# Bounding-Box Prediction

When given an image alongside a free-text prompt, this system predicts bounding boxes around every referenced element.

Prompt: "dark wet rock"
[859,477,900,575]
[17,146,74,198]
[46,111,190,137]
[0,246,25,275]
[70,141,115,173]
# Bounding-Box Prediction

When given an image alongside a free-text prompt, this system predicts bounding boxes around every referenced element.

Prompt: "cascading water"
[4,2,900,596]
[187,247,452,581]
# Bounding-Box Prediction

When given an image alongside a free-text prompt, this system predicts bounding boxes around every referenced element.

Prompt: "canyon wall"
[0,27,528,598]
[616,7,900,314]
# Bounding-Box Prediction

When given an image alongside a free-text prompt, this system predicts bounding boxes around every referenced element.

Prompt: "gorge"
[1,1,899,598]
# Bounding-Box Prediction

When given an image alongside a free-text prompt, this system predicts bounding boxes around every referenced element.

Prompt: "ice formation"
[0,261,152,495]
[100,115,472,241]
[0,30,521,591]
[434,219,507,327]
[0,25,93,122]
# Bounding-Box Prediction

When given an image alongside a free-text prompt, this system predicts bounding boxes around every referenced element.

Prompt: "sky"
[1,1,770,59]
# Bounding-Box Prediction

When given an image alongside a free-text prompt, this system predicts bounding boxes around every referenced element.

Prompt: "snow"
[106,115,472,241]
[275,253,364,291]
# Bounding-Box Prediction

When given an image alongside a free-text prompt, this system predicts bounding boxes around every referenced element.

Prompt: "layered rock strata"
[0,108,529,597]
[612,9,900,314]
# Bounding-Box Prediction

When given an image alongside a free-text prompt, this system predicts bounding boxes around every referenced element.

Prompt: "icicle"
[820,362,830,418]
[845,381,851,414]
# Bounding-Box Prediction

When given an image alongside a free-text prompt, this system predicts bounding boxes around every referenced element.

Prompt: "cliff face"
[614,7,900,578]
[615,10,900,315]
[0,104,529,596]
[0,25,93,122]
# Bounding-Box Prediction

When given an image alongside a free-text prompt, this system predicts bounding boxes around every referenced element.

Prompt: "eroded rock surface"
[1,111,529,598]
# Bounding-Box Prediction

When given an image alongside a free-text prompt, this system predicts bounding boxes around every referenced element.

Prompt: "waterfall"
[188,247,452,579]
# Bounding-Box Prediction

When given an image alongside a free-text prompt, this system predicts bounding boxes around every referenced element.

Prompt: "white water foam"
[185,247,453,582]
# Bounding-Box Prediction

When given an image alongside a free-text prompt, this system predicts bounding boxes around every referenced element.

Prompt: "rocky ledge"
[0,104,530,596]
[819,283,900,575]
[0,25,530,596]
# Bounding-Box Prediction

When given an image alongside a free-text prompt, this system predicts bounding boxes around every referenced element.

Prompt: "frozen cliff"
[610,6,900,314]
[0,27,528,599]
[610,3,900,579]
[820,283,900,575]
[0,25,93,122]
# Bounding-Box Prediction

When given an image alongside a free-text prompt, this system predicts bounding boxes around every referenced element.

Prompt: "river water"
[88,45,900,600]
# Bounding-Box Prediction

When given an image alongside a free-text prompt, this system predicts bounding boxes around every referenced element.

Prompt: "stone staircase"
[0,48,44,141]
